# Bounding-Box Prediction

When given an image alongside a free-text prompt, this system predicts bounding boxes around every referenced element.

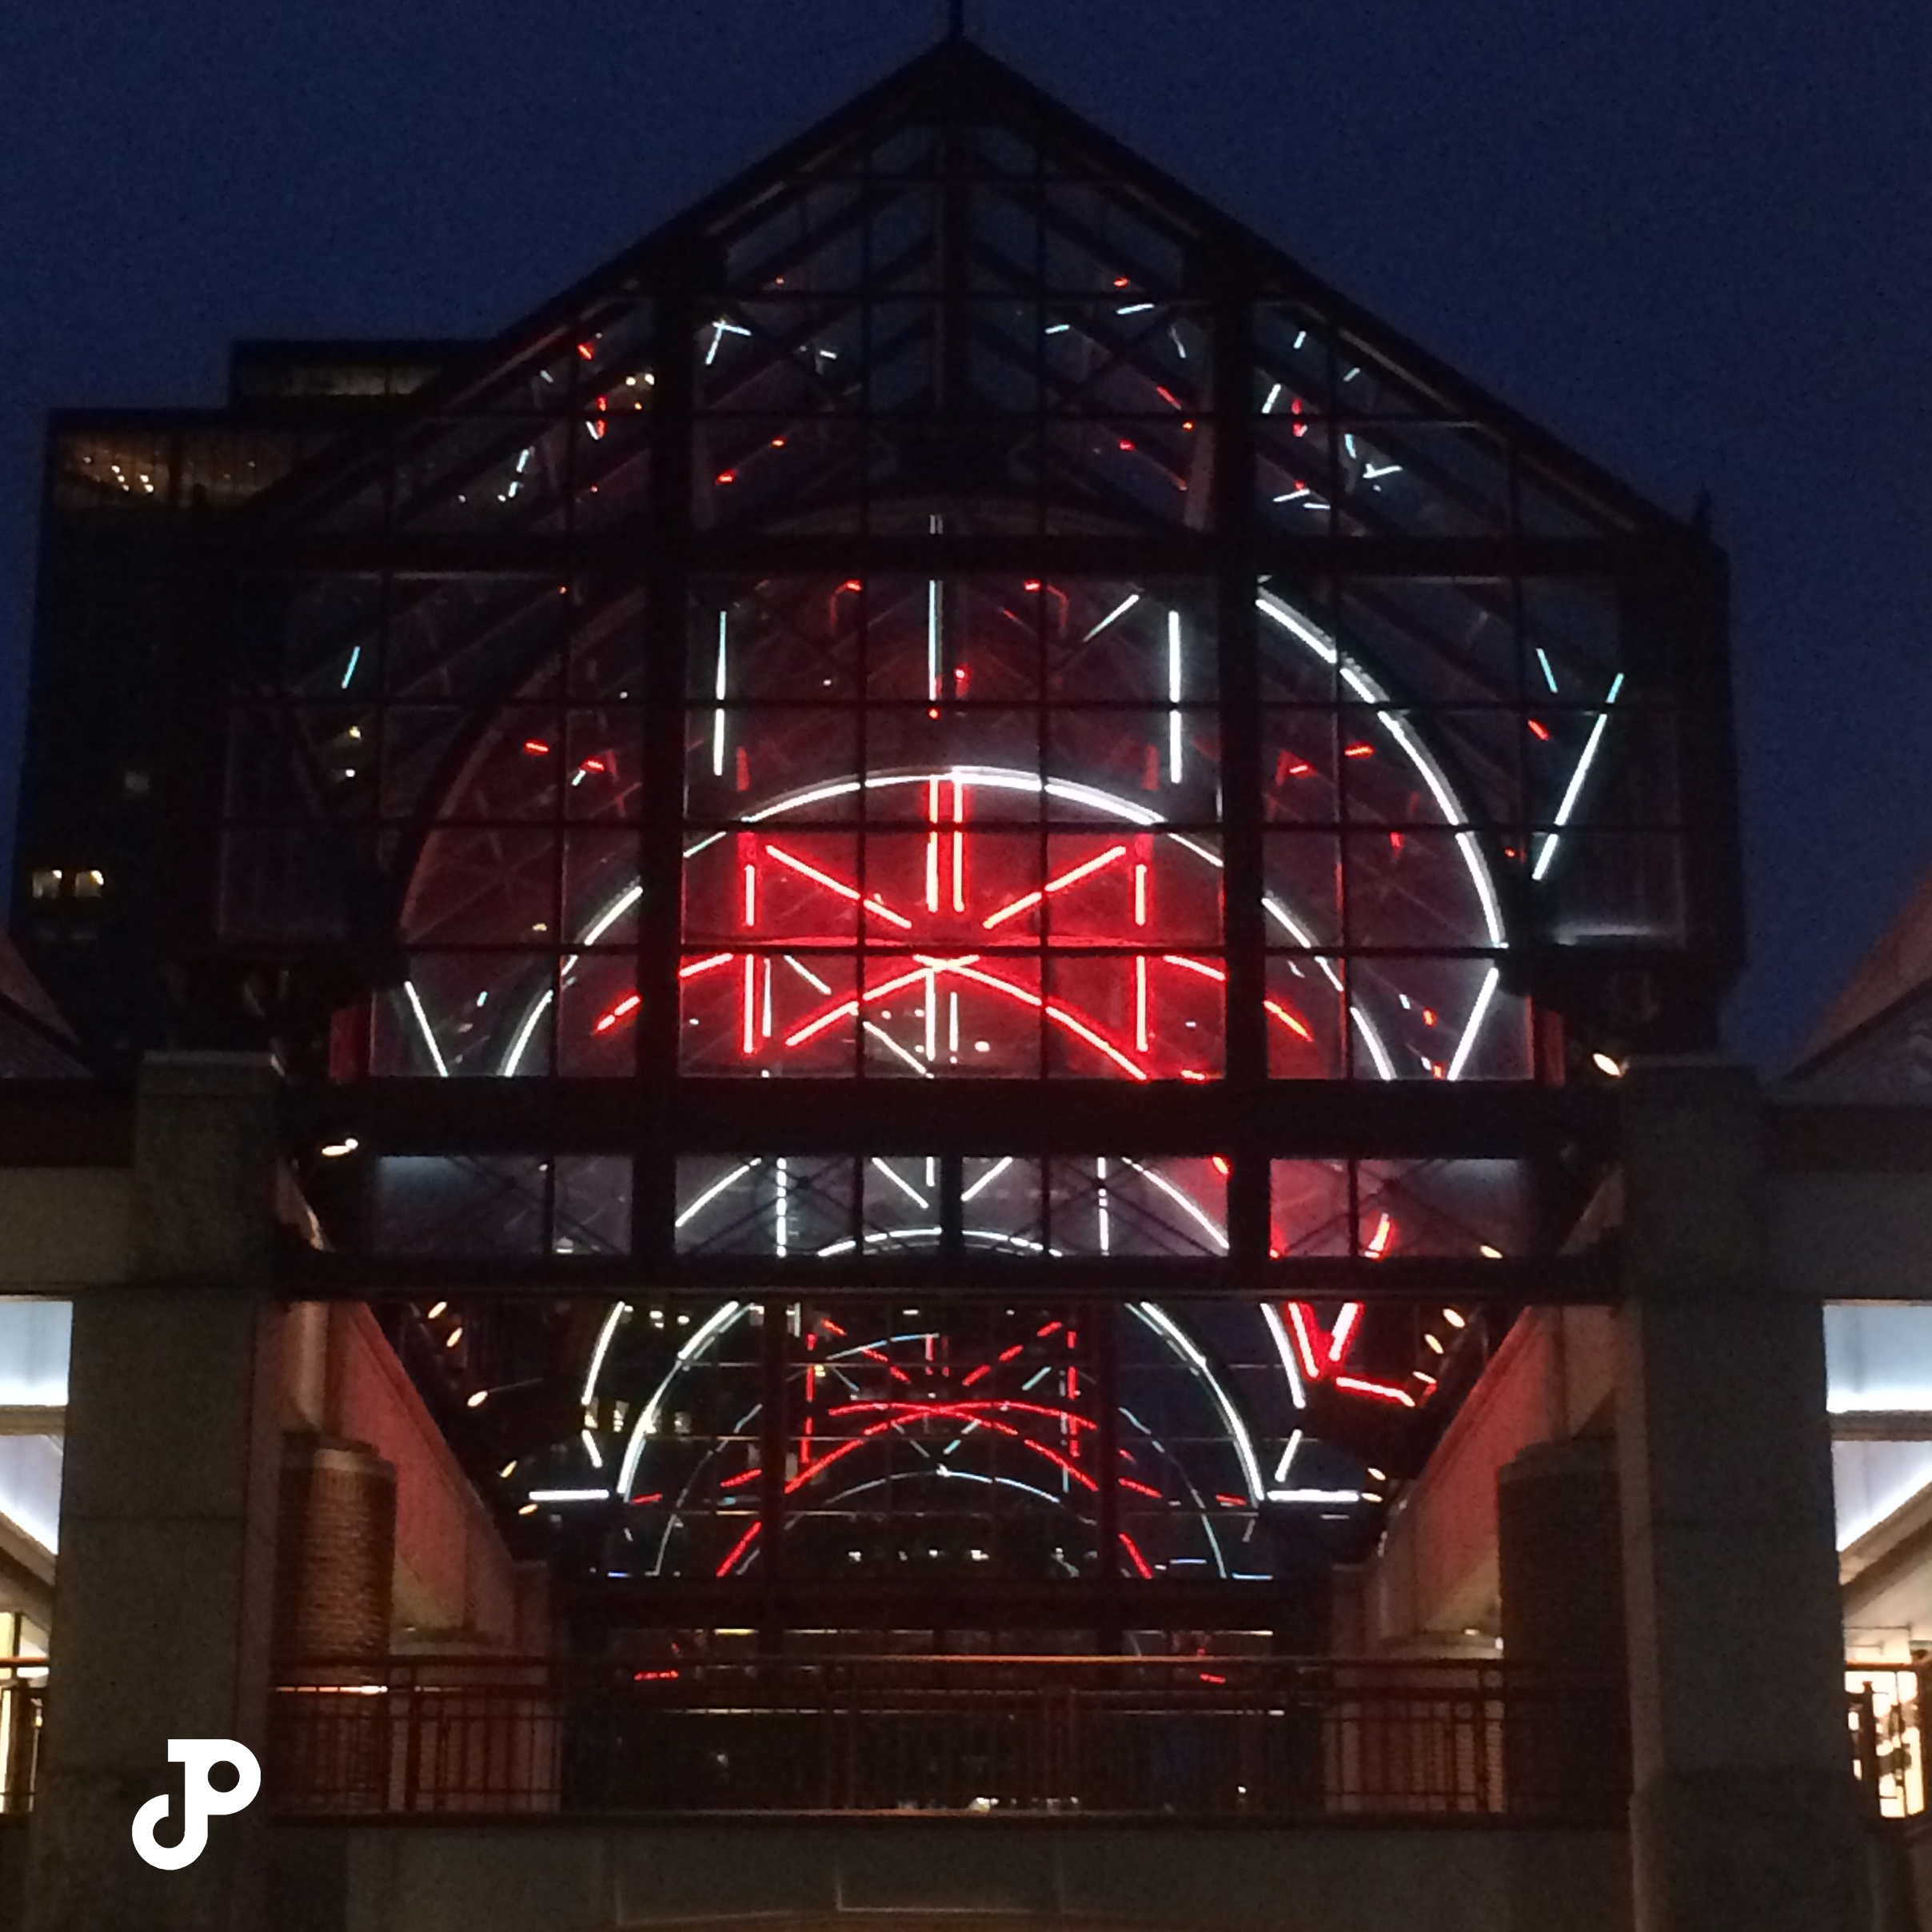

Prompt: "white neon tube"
[674,1160,759,1229]
[1445,965,1502,1082]
[1261,1304,1308,1411]
[1121,1158,1227,1253]
[870,1157,929,1210]
[1132,1303,1264,1503]
[1083,593,1140,642]
[1256,589,1510,1079]
[712,612,728,778]
[1168,609,1184,783]
[618,1299,747,1494]
[403,980,450,1078]
[1531,673,1627,881]
[581,1301,631,1407]
[961,1156,1014,1204]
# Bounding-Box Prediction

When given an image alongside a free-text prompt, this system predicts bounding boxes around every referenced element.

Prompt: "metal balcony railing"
[0,1658,1907,1822]
[266,1655,1631,1821]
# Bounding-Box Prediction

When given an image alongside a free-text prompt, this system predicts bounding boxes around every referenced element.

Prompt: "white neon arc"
[1130,1302,1264,1504]
[617,1299,746,1496]
[1261,1303,1309,1412]
[581,1301,630,1408]
[603,1289,1265,1521]
[495,761,1402,1083]
[1256,589,1507,1079]
[1120,1158,1227,1253]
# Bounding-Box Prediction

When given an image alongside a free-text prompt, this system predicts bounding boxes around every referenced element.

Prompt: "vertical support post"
[1496,1435,1627,1816]
[26,1053,284,1932]
[1211,263,1268,1269]
[1616,1060,1868,1932]
[635,246,700,1266]
[758,1298,788,1653]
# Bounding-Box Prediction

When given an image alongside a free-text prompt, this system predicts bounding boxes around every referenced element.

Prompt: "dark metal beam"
[275,1245,1616,1302]
[284,1075,1613,1158]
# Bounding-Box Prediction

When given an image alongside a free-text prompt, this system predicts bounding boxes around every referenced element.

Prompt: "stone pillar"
[1617,1061,1868,1932]
[1498,1435,1628,1812]
[26,1054,284,1932]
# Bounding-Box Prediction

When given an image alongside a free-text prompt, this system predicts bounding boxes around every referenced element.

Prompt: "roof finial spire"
[946,0,967,39]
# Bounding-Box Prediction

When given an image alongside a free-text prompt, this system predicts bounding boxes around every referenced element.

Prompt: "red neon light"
[796,1404,1098,1493]
[981,844,1128,930]
[632,1669,679,1682]
[908,959,1151,1082]
[595,993,641,1034]
[1118,1531,1154,1579]
[1334,1376,1416,1408]
[825,1399,1095,1434]
[1119,1478,1163,1499]
[576,341,595,360]
[1343,743,1375,759]
[1527,718,1551,741]
[740,956,756,1056]
[1364,1212,1394,1259]
[714,1520,760,1576]
[523,739,550,756]
[952,777,966,912]
[1213,1493,1247,1509]
[1133,863,1148,927]
[742,862,757,928]
[716,469,736,485]
[719,1465,762,1490]
[1135,955,1149,1051]
[764,844,912,928]
[680,952,732,980]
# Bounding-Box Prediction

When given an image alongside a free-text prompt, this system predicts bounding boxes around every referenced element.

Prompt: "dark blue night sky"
[1,0,1925,1066]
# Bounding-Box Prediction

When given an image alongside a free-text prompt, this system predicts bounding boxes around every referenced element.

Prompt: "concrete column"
[1617,1061,1868,1932]
[26,1054,284,1932]
[1498,1435,1628,1811]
